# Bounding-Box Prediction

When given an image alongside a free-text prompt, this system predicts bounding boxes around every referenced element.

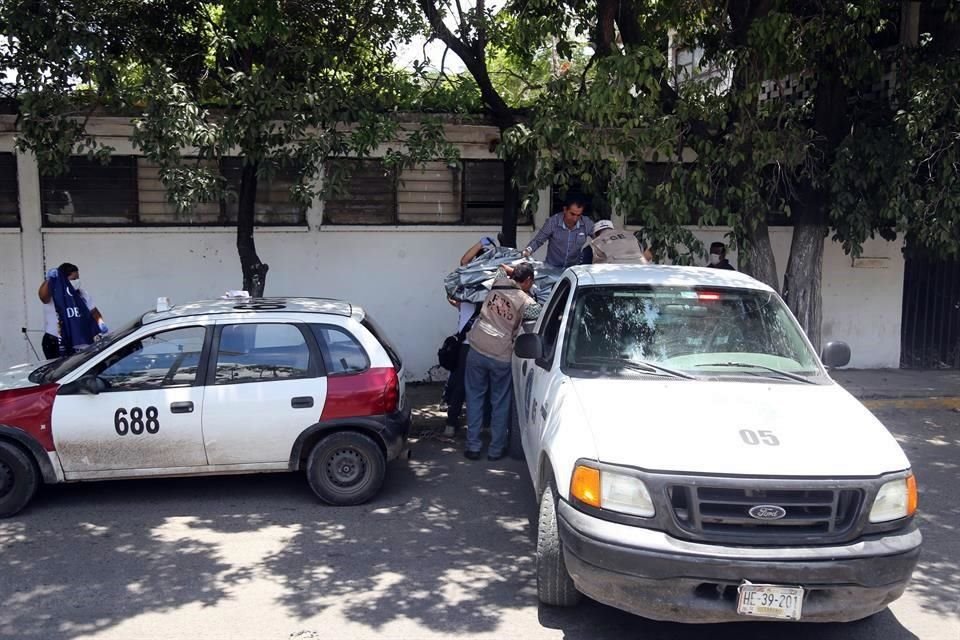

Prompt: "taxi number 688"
[114,407,160,436]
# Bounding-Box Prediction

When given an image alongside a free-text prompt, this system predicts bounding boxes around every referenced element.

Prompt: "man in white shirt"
[38,262,107,359]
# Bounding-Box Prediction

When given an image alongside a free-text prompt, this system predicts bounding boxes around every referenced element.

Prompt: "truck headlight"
[869,474,918,523]
[571,464,655,518]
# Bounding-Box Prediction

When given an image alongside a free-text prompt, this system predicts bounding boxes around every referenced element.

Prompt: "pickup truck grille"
[668,484,863,544]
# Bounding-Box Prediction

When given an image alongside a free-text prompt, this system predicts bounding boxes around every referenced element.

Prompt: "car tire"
[305,432,386,506]
[0,441,39,518]
[537,484,581,607]
[508,401,524,461]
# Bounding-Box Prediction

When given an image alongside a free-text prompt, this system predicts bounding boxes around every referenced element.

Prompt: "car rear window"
[310,325,370,375]
[361,317,402,369]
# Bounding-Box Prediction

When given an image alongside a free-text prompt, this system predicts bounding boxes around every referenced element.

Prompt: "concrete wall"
[2,223,906,377]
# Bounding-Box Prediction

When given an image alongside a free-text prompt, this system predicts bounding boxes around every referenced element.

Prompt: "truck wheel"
[0,441,39,518]
[508,401,524,461]
[537,485,581,606]
[306,432,386,506]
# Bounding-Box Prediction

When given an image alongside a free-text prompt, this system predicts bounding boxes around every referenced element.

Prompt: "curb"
[860,397,960,411]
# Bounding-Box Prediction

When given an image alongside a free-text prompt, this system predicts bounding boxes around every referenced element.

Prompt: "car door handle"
[291,396,314,409]
[170,401,194,414]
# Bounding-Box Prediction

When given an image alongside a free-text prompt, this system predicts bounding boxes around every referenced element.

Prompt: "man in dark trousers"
[443,236,496,436]
[38,262,107,359]
[706,242,736,270]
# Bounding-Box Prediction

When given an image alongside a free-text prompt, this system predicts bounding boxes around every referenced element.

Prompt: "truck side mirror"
[821,341,851,369]
[515,333,543,360]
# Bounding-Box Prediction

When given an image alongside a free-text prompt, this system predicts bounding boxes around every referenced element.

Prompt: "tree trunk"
[738,219,779,292]
[501,148,519,249]
[237,160,269,297]
[782,222,826,351]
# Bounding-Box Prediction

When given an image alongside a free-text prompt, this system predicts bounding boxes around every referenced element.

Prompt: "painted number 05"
[740,429,780,446]
[114,407,160,436]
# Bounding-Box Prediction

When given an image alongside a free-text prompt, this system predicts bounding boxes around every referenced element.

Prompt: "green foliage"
[3,0,455,215]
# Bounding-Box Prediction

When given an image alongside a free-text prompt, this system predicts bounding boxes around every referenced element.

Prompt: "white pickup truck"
[511,264,920,623]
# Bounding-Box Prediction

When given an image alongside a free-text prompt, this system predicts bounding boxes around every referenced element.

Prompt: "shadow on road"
[538,602,918,640]
[0,408,952,639]
[877,407,960,621]
[0,439,540,638]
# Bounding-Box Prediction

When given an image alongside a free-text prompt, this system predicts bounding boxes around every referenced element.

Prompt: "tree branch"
[418,0,515,128]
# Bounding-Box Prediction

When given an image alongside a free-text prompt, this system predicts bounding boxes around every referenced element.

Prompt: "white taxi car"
[512,265,920,623]
[0,297,408,516]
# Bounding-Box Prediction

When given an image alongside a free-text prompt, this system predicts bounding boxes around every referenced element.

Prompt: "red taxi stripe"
[0,384,59,451]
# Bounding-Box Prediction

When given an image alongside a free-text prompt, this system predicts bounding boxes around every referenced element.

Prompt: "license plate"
[736,583,804,620]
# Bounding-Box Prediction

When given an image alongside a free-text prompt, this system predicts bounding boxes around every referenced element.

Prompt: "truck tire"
[306,432,386,506]
[537,485,582,607]
[0,441,39,518]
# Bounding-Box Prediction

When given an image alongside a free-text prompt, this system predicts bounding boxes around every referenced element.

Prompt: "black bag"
[437,306,481,371]
[437,335,461,371]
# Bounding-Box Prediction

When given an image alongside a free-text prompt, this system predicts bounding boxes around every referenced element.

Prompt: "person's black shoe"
[487,452,505,461]
[464,450,482,460]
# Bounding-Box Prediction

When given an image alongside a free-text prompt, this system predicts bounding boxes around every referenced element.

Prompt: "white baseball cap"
[593,220,615,235]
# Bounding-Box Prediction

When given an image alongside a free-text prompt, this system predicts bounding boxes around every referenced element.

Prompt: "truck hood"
[569,377,910,477]
[0,361,42,393]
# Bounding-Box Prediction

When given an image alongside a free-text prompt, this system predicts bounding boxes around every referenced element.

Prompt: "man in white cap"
[584,220,648,264]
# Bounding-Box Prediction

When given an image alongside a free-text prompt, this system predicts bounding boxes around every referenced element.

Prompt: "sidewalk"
[831,369,960,410]
[407,369,960,428]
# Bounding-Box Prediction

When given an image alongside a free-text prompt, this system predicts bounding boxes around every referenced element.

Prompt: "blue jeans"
[464,349,513,456]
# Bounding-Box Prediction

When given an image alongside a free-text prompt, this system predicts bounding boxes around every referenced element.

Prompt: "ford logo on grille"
[748,505,787,520]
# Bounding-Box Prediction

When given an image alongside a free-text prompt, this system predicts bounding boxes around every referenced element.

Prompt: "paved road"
[0,407,956,640]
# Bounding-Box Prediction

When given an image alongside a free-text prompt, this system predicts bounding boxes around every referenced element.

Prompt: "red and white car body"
[0,297,409,516]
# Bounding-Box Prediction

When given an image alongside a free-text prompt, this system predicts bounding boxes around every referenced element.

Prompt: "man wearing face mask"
[38,262,108,359]
[706,242,736,270]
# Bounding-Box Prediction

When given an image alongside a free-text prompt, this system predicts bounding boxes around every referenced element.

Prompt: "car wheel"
[0,441,39,518]
[305,432,386,506]
[537,484,581,607]
[508,401,524,461]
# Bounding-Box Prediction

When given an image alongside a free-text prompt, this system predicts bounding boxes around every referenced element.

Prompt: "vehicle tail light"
[321,367,399,420]
[381,367,399,414]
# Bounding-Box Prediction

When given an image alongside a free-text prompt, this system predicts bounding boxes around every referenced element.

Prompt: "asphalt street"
[0,405,956,640]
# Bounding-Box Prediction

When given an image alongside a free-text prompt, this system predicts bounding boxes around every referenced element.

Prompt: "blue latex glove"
[97,321,109,334]
[46,268,59,279]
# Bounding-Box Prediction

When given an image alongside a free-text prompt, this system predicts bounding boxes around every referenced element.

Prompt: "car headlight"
[571,464,655,518]
[869,474,918,523]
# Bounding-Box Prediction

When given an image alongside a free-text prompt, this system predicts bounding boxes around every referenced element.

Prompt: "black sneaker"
[487,452,505,462]
[464,450,482,461]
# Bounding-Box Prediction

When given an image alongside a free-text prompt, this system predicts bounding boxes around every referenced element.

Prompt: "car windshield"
[35,317,144,383]
[563,286,824,380]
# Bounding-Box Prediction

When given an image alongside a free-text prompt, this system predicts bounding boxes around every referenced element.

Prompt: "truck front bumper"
[557,500,921,624]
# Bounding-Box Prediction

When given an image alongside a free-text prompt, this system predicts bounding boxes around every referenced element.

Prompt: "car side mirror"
[821,341,851,369]
[515,333,543,360]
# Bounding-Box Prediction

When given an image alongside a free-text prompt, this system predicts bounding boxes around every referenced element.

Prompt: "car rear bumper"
[557,500,921,623]
[381,407,411,460]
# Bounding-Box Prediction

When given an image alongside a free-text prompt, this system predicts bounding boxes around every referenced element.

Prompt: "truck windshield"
[563,286,824,380]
